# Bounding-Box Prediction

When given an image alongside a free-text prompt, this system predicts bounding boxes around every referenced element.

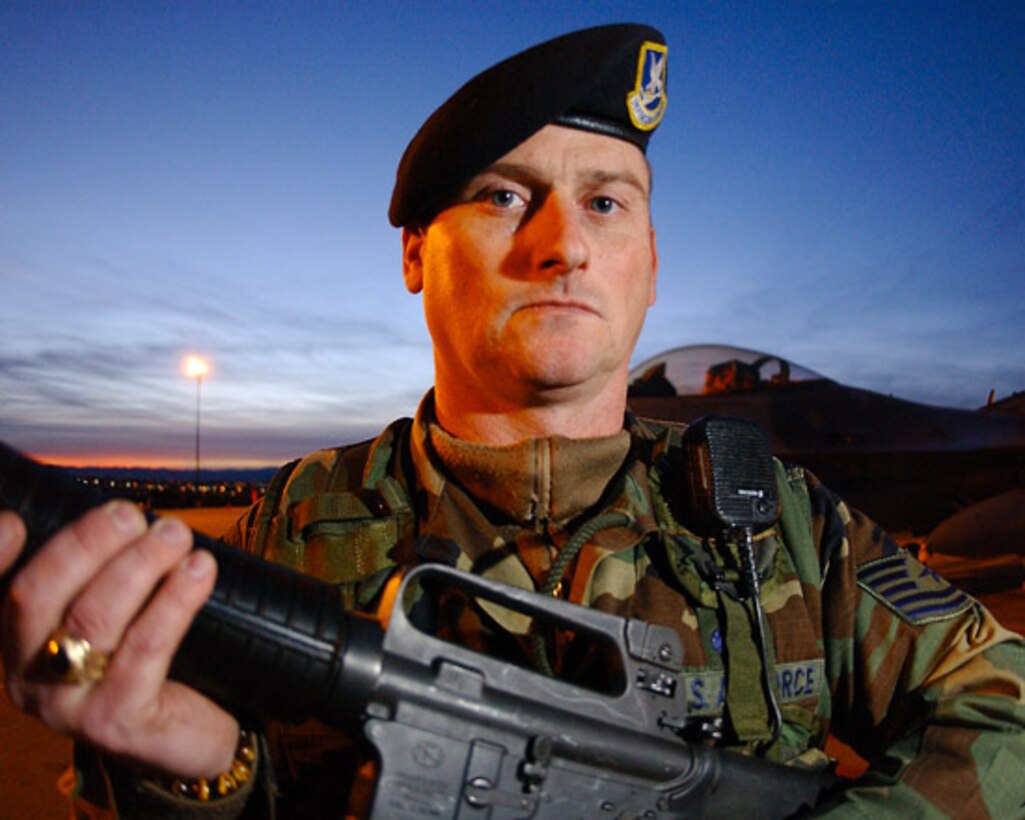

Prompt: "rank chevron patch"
[857,552,972,624]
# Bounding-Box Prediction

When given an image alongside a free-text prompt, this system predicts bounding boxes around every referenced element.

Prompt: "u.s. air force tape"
[857,552,972,625]
[682,659,826,716]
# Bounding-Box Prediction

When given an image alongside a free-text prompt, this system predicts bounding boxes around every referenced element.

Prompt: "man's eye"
[589,196,617,214]
[488,189,524,208]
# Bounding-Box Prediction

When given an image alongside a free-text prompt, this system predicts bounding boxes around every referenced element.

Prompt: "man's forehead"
[389,24,667,228]
[466,127,652,195]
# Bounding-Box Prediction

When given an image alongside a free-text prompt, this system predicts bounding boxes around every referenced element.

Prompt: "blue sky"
[2,1,1023,467]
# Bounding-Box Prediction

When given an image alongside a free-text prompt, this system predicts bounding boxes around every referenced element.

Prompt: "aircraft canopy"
[628,344,827,397]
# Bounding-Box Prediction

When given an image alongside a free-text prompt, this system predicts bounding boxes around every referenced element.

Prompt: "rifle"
[0,441,837,818]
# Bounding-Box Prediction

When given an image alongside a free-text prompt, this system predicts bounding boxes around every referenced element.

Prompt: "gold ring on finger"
[44,627,109,685]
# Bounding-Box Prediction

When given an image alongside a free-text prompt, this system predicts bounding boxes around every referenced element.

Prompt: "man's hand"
[0,501,239,778]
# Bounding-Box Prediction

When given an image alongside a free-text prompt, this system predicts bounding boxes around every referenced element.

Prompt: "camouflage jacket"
[78,399,1025,818]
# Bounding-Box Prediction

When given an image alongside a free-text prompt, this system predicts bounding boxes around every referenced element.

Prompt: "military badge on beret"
[628,41,668,131]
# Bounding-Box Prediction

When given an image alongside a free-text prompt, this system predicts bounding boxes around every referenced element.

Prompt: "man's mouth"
[516,299,599,317]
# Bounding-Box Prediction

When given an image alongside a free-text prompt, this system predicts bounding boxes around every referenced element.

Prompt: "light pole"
[182,355,209,493]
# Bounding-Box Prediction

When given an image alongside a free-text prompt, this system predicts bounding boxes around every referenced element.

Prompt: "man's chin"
[520,363,617,402]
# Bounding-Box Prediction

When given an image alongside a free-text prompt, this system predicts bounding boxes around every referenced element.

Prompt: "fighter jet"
[627,344,1025,593]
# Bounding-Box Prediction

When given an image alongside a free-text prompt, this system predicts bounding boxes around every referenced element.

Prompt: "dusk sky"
[2,2,1023,468]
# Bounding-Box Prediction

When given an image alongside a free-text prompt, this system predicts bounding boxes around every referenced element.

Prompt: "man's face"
[403,124,658,417]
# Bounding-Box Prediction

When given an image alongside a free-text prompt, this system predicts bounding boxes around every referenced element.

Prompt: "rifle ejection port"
[434,659,485,696]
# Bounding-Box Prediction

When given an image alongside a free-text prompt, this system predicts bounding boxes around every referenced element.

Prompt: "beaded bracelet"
[168,729,257,801]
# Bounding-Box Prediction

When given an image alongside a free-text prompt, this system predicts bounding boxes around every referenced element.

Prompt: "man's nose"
[525,193,589,277]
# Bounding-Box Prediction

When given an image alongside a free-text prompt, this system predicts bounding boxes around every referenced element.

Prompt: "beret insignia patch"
[627,41,668,131]
[857,552,972,624]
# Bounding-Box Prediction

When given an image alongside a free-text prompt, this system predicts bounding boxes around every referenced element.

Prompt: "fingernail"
[153,516,190,546]
[183,550,214,578]
[107,501,143,533]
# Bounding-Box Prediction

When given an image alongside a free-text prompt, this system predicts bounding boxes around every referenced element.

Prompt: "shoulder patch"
[857,552,972,625]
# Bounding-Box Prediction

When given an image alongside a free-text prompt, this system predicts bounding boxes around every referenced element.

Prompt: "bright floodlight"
[182,354,209,491]
[183,354,209,379]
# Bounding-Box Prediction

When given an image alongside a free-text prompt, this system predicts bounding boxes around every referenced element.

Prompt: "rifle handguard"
[0,441,382,726]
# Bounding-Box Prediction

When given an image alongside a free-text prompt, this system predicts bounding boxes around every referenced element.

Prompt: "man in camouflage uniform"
[2,23,1024,819]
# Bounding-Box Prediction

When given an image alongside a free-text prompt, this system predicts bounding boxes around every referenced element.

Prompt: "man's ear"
[402,227,425,294]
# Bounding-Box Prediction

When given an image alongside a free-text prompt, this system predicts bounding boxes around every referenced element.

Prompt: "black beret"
[388,23,668,228]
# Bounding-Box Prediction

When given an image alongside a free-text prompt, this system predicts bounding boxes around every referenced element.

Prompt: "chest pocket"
[287,477,412,586]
